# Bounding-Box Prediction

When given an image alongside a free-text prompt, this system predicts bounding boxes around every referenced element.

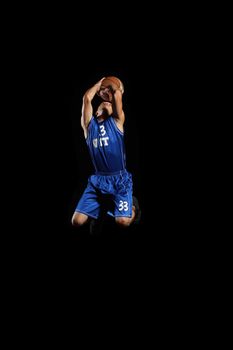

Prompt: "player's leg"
[112,190,133,227]
[114,195,141,228]
[71,212,89,227]
[71,182,101,228]
[89,194,112,234]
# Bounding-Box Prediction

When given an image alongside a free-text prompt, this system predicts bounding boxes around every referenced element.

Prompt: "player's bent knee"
[71,212,88,227]
[115,217,131,227]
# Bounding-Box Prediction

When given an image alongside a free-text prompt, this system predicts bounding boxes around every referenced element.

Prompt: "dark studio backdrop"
[30,46,196,261]
[4,9,210,335]
[41,55,148,248]
[9,8,203,274]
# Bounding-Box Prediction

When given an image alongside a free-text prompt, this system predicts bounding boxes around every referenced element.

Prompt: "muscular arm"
[81,78,105,137]
[111,89,125,130]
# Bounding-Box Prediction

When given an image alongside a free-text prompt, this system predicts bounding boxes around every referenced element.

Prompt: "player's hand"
[96,77,106,89]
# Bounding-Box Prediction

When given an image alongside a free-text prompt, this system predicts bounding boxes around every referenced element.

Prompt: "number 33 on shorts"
[119,200,128,211]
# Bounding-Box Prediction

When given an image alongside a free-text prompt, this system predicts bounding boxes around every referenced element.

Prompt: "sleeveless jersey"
[86,116,126,173]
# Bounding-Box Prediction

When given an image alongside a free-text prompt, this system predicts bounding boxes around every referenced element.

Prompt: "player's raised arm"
[111,88,125,128]
[99,77,125,128]
[81,78,105,136]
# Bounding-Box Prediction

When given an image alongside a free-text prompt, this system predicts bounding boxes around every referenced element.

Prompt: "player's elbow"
[83,93,91,103]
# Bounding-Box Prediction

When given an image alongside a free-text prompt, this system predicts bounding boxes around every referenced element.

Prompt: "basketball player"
[71,77,141,232]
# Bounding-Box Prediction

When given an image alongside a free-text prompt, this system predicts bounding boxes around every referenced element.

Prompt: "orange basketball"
[101,76,124,93]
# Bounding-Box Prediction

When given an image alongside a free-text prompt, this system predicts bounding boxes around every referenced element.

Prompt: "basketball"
[101,76,124,93]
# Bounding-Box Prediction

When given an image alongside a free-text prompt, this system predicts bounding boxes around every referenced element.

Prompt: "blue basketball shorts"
[75,170,133,219]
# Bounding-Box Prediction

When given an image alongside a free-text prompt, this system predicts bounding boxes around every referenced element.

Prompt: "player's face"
[98,87,113,102]
[96,102,112,117]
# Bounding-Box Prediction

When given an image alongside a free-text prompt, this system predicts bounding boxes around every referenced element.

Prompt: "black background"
[6,9,204,282]
[0,4,219,343]
[3,8,211,336]
[23,46,196,262]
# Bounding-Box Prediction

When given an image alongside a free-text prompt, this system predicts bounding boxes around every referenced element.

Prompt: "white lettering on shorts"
[119,200,129,211]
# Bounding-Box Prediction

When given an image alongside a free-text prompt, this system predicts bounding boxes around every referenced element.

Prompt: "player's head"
[97,79,124,102]
[98,86,113,102]
[96,101,113,118]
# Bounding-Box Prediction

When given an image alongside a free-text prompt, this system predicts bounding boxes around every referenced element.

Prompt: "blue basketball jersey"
[86,116,126,173]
